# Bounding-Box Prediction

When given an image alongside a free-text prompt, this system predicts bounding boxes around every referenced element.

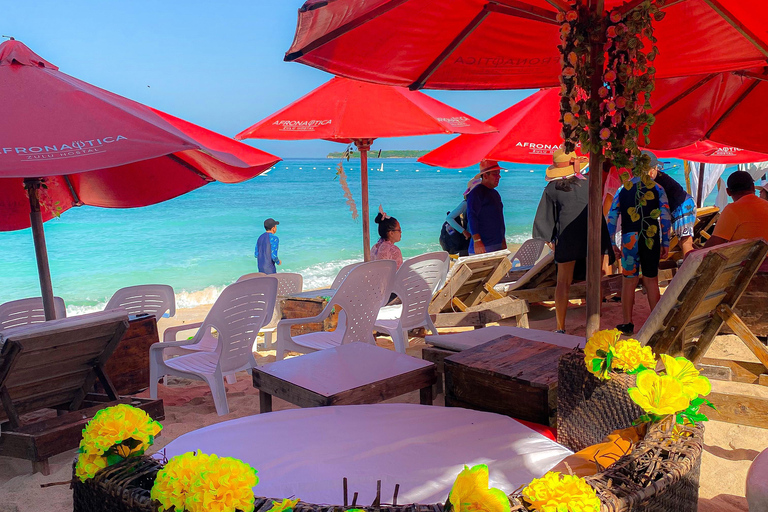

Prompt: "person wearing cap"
[704,171,768,253]
[643,150,697,256]
[466,160,506,254]
[254,218,281,274]
[533,147,614,333]
[607,153,672,335]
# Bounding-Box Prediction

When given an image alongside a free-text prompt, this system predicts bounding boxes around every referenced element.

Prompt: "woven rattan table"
[252,342,436,412]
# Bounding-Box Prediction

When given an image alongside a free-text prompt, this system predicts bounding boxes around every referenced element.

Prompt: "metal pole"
[697,162,705,208]
[24,178,57,320]
[355,139,373,261]
[586,0,606,338]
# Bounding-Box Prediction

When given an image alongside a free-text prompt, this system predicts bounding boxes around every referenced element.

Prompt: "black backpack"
[439,211,470,256]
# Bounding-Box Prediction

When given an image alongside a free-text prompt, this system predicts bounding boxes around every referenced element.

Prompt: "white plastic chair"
[104,284,175,322]
[0,297,67,329]
[275,260,396,360]
[257,273,304,350]
[149,277,278,415]
[373,252,450,353]
[236,272,266,282]
[509,238,548,270]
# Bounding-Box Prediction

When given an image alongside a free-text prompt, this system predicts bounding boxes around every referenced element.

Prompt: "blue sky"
[4,0,536,158]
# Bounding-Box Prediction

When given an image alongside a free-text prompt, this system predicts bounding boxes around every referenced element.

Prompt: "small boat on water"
[378,163,384,172]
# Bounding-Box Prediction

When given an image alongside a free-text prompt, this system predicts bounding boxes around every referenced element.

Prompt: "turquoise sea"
[0,158,719,314]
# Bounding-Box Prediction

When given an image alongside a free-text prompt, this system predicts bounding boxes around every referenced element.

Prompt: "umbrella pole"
[24,178,57,320]
[697,162,705,208]
[585,0,606,338]
[356,139,373,262]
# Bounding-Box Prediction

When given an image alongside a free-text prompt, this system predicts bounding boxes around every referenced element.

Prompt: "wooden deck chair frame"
[428,252,529,329]
[0,310,164,473]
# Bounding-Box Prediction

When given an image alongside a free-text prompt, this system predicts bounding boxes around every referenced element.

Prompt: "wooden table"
[252,342,436,412]
[444,335,571,427]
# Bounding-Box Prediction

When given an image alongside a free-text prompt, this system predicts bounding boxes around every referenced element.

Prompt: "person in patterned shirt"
[607,157,672,335]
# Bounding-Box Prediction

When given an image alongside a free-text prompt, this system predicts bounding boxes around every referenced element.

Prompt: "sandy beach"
[1,293,766,512]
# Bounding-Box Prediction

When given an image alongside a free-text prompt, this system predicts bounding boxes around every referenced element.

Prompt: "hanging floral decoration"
[335,159,359,220]
[557,0,665,180]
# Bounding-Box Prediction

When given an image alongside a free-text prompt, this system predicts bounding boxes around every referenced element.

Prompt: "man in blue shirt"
[255,218,281,274]
[467,160,506,254]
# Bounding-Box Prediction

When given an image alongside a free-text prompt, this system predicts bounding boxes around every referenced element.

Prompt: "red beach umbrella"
[282,0,768,336]
[236,76,495,260]
[285,0,768,91]
[0,39,281,319]
[420,86,768,168]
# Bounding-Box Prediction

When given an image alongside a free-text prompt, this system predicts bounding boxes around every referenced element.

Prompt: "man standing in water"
[467,160,506,254]
[255,218,281,274]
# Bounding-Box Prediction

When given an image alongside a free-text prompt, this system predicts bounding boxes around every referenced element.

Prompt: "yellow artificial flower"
[75,452,108,481]
[271,498,300,512]
[449,464,511,512]
[522,471,600,512]
[628,370,691,416]
[611,339,656,373]
[584,328,621,379]
[152,451,258,512]
[661,354,711,399]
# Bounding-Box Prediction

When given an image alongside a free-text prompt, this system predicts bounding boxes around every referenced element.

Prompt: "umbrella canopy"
[0,39,281,319]
[236,76,495,260]
[282,0,768,336]
[285,0,768,90]
[420,86,768,168]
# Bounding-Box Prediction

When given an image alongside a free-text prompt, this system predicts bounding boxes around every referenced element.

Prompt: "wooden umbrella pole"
[23,178,57,320]
[586,0,606,338]
[697,161,706,208]
[355,139,374,261]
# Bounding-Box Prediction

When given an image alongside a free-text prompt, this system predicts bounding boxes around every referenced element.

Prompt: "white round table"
[161,404,571,505]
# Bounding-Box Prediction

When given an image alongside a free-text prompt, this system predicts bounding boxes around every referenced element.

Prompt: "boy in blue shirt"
[255,218,281,274]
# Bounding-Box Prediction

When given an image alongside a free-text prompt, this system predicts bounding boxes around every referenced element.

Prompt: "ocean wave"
[176,285,228,309]
[66,302,108,317]
[297,257,361,290]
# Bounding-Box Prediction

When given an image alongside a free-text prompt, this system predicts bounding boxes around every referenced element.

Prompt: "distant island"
[326,150,429,158]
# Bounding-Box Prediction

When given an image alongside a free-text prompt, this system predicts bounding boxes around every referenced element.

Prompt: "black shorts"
[620,232,660,278]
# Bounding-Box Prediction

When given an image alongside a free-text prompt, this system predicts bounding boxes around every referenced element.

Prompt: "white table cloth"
[160,403,571,506]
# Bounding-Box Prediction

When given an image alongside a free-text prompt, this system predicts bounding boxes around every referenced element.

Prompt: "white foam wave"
[66,302,107,317]
[175,285,227,309]
[295,257,361,290]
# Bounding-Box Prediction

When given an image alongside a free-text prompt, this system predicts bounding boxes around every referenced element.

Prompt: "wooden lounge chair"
[496,252,624,303]
[0,310,164,474]
[428,251,529,329]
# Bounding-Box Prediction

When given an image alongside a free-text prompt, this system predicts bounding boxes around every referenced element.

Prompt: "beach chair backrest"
[273,273,303,297]
[639,239,768,361]
[206,277,277,374]
[0,297,67,329]
[429,252,512,314]
[510,238,547,268]
[394,252,450,330]
[104,284,175,322]
[331,260,396,344]
[0,309,128,425]
[236,272,266,282]
[330,262,363,290]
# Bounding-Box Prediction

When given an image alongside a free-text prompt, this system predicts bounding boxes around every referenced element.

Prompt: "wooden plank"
[100,316,158,395]
[700,357,766,384]
[463,258,511,307]
[717,304,768,371]
[689,291,728,320]
[431,311,485,328]
[329,366,436,406]
[705,390,768,429]
[451,297,469,312]
[429,264,472,314]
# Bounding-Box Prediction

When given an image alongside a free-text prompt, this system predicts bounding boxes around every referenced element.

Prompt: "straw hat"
[464,175,483,197]
[545,147,588,181]
[479,159,506,174]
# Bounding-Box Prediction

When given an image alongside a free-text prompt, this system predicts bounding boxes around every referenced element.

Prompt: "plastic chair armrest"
[150,339,203,351]
[162,321,204,341]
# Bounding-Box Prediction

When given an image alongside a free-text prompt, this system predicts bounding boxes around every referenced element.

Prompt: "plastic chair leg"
[225,374,237,384]
[264,331,274,350]
[392,329,407,354]
[209,375,230,416]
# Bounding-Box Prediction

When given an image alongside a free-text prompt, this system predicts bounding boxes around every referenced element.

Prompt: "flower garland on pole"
[557,0,665,178]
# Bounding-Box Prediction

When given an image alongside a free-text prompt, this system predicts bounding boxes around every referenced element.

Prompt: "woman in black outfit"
[533,148,614,333]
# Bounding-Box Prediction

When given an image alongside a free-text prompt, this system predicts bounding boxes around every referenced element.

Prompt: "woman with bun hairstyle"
[371,205,403,269]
